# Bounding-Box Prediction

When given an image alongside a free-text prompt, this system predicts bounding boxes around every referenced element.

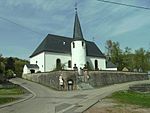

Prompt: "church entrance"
[95,60,98,70]
[30,69,35,73]
[67,79,74,91]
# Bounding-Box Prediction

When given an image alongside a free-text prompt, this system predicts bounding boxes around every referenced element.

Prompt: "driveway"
[0,78,150,113]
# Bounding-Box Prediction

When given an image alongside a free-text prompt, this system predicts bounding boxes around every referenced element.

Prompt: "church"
[23,9,117,74]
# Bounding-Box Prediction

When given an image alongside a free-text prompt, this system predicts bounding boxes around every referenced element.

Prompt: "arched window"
[56,59,61,70]
[73,42,75,48]
[95,60,98,70]
[68,60,71,68]
[82,41,84,47]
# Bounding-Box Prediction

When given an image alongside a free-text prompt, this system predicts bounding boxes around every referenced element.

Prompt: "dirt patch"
[84,99,150,113]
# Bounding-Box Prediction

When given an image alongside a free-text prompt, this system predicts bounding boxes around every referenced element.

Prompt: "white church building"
[23,9,117,74]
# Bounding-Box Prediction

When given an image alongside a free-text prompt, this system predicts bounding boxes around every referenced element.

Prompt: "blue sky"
[0,0,150,60]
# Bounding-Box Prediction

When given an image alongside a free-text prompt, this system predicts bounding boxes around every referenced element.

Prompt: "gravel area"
[84,99,150,113]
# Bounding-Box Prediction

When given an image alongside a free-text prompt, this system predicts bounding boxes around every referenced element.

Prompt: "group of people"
[59,64,90,90]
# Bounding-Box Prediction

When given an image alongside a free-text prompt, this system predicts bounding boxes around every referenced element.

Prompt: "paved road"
[0,78,150,113]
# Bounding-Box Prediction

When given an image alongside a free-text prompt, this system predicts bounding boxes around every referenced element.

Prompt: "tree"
[122,47,134,71]
[110,42,123,70]
[105,40,113,61]
[133,48,150,72]
[0,62,5,74]
[5,69,14,79]
[5,57,15,71]
[0,54,5,74]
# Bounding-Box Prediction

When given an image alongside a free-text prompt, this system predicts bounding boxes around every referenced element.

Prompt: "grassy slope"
[110,91,150,108]
[0,97,17,104]
[0,85,25,104]
[0,87,24,95]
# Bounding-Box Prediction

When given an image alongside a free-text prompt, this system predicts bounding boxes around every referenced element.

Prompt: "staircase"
[77,83,93,90]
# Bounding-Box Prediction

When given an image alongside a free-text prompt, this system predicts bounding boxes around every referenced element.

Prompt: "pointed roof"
[73,11,84,40]
[30,34,106,58]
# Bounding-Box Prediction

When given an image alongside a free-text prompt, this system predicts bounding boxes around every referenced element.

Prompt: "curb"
[74,97,100,113]
[80,99,99,113]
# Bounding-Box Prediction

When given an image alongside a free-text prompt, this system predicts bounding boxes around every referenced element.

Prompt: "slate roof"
[26,64,39,69]
[30,34,106,58]
[73,11,84,41]
[106,61,117,68]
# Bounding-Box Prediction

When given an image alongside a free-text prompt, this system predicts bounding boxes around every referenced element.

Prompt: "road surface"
[0,78,150,113]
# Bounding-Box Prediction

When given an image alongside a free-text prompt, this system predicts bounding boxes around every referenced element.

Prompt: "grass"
[0,97,18,104]
[0,84,25,105]
[110,90,150,108]
[0,87,25,95]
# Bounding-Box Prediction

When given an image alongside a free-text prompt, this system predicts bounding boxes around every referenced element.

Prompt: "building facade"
[23,9,116,74]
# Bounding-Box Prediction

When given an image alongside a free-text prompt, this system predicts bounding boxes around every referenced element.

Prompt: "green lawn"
[0,85,25,105]
[0,97,17,104]
[0,87,24,95]
[110,90,150,108]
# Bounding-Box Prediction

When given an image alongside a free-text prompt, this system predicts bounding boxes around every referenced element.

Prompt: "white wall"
[105,68,117,71]
[30,51,107,72]
[23,65,39,74]
[71,41,86,69]
[45,52,71,72]
[87,56,106,70]
[30,52,45,72]
[23,65,29,74]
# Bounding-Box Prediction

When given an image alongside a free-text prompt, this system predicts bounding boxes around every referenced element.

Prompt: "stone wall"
[88,71,149,87]
[22,71,149,90]
[22,71,77,90]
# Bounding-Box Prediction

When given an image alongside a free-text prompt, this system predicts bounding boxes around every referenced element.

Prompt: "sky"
[0,0,150,60]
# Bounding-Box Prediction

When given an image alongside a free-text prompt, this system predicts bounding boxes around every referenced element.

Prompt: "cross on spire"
[73,2,84,41]
[75,1,78,11]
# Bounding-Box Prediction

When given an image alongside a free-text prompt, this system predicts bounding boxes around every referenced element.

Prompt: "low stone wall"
[88,71,149,87]
[22,71,77,90]
[22,71,149,90]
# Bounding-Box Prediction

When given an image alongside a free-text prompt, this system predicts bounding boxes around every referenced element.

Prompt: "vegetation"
[110,90,150,107]
[0,97,17,105]
[0,84,25,105]
[105,40,150,72]
[0,55,29,78]
[0,86,25,95]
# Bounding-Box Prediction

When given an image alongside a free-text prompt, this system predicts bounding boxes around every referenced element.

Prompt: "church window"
[68,60,71,68]
[82,41,84,47]
[73,42,75,48]
[95,60,98,70]
[56,59,61,70]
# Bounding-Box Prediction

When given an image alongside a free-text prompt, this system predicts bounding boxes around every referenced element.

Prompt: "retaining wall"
[88,71,149,87]
[22,71,77,90]
[22,71,149,90]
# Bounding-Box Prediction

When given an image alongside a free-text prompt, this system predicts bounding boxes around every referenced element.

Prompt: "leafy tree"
[105,40,113,61]
[5,57,15,71]
[5,69,14,79]
[110,42,123,70]
[105,40,150,72]
[0,62,5,74]
[15,59,28,77]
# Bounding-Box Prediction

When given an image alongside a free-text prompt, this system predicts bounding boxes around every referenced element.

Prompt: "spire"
[73,3,84,40]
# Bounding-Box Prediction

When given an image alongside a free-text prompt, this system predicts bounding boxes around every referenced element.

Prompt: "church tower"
[71,7,86,69]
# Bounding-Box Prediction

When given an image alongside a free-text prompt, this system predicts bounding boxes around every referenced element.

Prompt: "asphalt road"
[0,78,150,113]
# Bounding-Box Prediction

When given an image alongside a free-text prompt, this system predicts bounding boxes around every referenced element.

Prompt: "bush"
[5,69,14,79]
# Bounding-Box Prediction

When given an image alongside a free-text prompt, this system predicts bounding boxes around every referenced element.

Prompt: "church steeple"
[73,6,84,40]
[71,3,86,70]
